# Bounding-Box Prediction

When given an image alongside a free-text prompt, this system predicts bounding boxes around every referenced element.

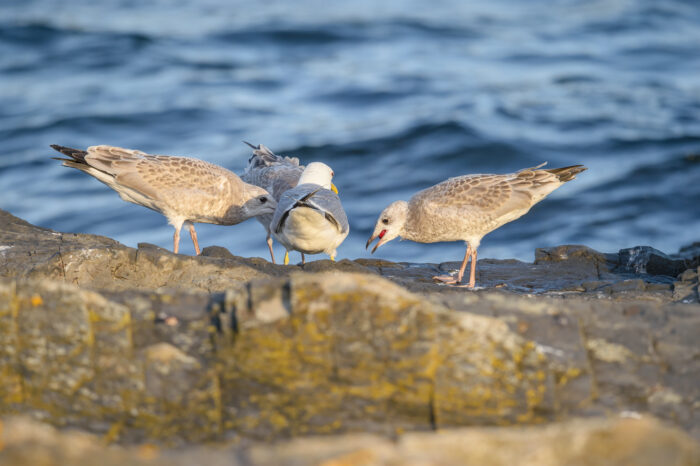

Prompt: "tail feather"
[50,144,88,164]
[545,165,587,182]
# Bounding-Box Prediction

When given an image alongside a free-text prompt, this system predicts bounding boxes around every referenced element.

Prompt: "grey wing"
[305,189,349,234]
[242,142,302,184]
[243,143,300,169]
[270,185,312,233]
[270,184,348,234]
[245,165,303,200]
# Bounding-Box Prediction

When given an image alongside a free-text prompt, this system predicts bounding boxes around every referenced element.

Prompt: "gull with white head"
[366,163,587,288]
[240,142,338,263]
[51,144,276,254]
[270,162,349,264]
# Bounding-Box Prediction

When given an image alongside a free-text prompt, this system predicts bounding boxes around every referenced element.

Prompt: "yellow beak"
[331,183,339,194]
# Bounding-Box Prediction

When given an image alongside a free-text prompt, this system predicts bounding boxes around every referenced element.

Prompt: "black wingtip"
[50,144,88,163]
[242,141,258,149]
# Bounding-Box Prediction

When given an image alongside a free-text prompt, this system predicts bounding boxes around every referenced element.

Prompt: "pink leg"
[433,245,471,284]
[266,235,275,263]
[173,227,181,254]
[188,223,201,255]
[301,253,306,265]
[466,248,477,288]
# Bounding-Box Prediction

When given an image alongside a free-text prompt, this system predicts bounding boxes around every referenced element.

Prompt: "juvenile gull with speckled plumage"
[51,144,276,255]
[366,163,587,288]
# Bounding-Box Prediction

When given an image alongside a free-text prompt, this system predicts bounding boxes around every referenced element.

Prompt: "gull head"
[366,200,408,254]
[298,162,338,193]
[243,186,277,218]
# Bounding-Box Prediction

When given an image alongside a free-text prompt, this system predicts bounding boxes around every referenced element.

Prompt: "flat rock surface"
[1,209,696,302]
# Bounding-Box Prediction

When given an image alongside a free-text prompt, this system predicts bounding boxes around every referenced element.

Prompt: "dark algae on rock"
[1,208,699,464]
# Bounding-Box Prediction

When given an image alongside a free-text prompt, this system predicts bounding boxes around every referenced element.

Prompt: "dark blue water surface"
[1,0,699,263]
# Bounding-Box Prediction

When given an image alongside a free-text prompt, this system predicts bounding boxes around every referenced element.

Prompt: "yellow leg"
[284,251,289,265]
[330,255,335,262]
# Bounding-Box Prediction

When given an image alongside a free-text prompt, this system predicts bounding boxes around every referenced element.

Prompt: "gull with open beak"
[270,162,348,264]
[367,163,587,288]
[241,142,338,263]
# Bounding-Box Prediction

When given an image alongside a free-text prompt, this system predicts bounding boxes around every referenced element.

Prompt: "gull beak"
[365,229,387,254]
[331,183,339,194]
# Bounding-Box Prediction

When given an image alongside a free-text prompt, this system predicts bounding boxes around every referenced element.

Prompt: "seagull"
[51,144,276,255]
[269,162,349,264]
[240,142,337,263]
[366,163,587,288]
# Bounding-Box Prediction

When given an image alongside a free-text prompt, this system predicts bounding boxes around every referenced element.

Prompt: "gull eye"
[382,218,389,225]
[260,196,268,204]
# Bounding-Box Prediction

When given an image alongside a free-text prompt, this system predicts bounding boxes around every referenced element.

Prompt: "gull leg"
[301,253,306,265]
[433,244,471,284]
[284,251,289,265]
[266,235,275,263]
[467,248,477,288]
[187,222,201,255]
[173,225,182,254]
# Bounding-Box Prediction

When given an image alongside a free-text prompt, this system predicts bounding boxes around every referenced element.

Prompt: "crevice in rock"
[576,317,599,403]
[429,382,438,431]
[281,279,292,315]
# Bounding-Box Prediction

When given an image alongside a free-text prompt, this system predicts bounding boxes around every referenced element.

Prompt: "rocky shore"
[1,208,699,464]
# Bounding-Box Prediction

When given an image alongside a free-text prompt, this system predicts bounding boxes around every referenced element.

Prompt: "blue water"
[1,0,699,263]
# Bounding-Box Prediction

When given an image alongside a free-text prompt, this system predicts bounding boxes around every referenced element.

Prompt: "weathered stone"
[674,282,700,303]
[582,280,610,291]
[647,283,673,292]
[2,209,696,301]
[535,244,614,268]
[0,274,553,442]
[1,415,698,466]
[618,245,699,277]
[679,269,698,283]
[611,279,646,293]
[2,273,700,443]
[2,209,700,446]
[0,210,284,292]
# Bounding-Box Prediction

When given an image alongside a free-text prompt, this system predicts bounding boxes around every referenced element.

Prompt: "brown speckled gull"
[366,163,587,288]
[51,144,276,255]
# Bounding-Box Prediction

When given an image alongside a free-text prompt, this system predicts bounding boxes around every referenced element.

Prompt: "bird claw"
[432,275,476,289]
[432,275,459,284]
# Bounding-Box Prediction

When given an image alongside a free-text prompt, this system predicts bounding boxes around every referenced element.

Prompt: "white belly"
[275,207,346,255]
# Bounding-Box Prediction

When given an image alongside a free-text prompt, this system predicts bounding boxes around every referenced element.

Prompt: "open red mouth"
[378,229,386,239]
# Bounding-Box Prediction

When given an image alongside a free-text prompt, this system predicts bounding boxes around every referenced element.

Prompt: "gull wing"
[271,183,348,235]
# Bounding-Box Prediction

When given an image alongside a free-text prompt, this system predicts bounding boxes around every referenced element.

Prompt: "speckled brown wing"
[407,166,562,242]
[84,145,242,217]
[415,166,561,215]
[413,174,528,216]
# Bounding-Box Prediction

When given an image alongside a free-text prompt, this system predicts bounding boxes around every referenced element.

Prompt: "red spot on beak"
[378,230,386,239]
